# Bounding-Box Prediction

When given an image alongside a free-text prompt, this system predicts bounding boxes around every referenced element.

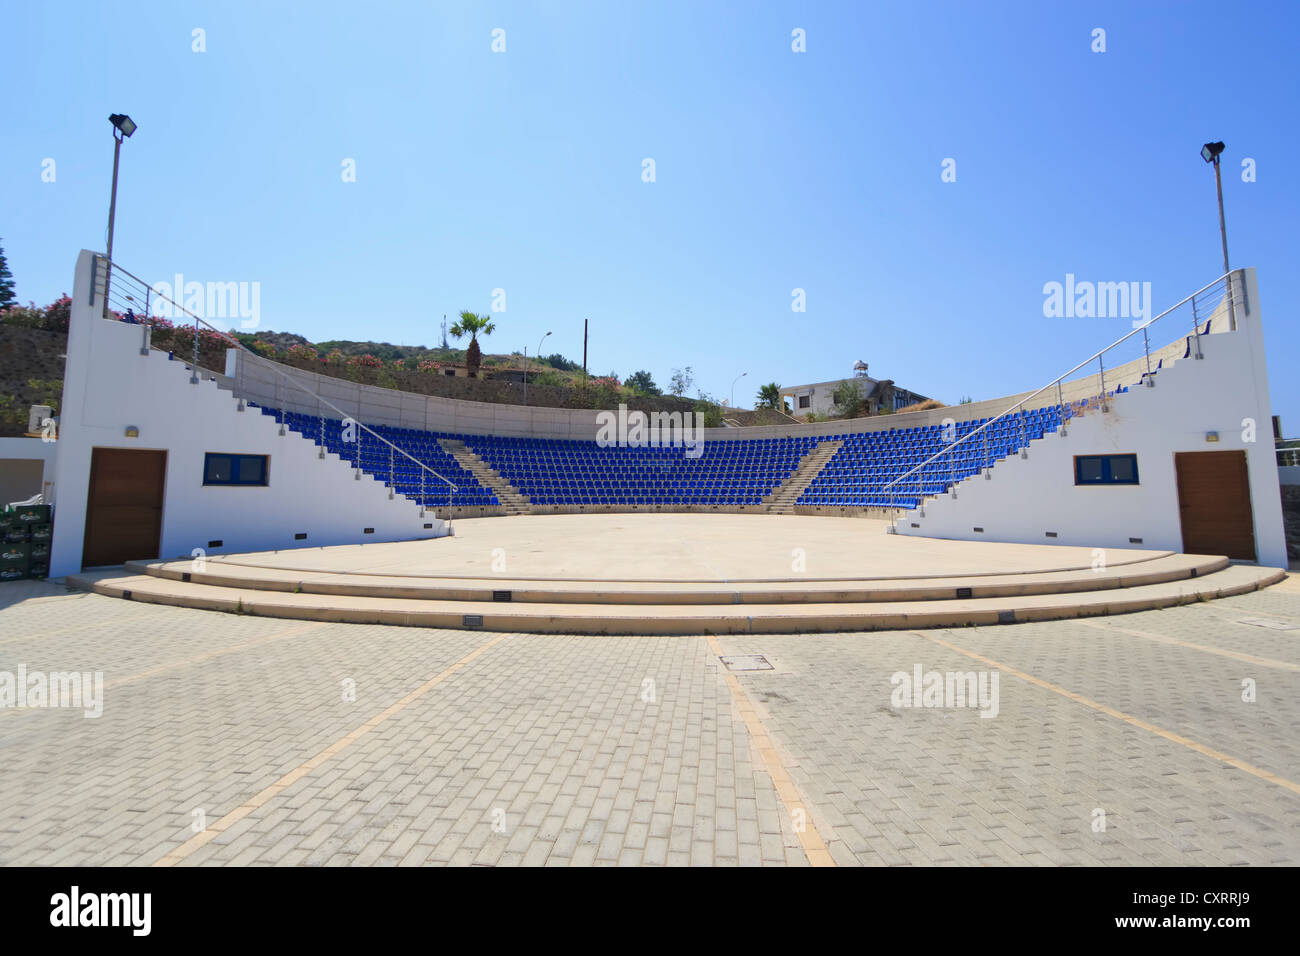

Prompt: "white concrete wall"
[0,437,57,505]
[49,251,448,577]
[229,308,1223,446]
[896,269,1287,568]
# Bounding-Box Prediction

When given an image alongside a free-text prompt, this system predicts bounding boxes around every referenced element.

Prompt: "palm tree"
[449,311,496,376]
[755,382,782,410]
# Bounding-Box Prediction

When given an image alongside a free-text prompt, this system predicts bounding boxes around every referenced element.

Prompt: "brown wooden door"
[82,448,167,568]
[1174,450,1256,560]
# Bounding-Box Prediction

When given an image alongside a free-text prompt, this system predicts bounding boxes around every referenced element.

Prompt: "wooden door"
[82,448,167,567]
[1174,450,1256,560]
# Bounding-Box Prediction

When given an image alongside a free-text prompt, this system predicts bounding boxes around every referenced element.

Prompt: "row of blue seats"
[252,401,1103,512]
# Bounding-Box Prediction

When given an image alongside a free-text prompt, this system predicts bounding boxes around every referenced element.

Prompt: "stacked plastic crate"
[0,504,52,581]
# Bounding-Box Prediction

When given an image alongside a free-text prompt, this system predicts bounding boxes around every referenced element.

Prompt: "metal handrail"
[882,270,1244,526]
[97,257,459,507]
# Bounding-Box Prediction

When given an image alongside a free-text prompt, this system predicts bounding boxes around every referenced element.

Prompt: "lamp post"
[1200,140,1236,331]
[730,371,748,409]
[103,113,137,317]
[523,330,551,405]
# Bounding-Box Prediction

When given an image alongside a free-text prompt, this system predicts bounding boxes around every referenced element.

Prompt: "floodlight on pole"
[1200,141,1236,330]
[103,113,137,317]
[523,331,552,405]
[109,113,137,139]
[730,371,748,409]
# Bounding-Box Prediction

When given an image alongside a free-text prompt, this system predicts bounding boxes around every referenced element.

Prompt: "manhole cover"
[720,654,774,671]
[1237,618,1299,631]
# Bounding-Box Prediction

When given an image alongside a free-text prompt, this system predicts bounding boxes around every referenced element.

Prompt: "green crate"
[4,527,26,543]
[28,524,51,542]
[29,541,50,561]
[0,542,30,564]
[0,565,27,582]
[13,505,51,525]
[27,562,48,579]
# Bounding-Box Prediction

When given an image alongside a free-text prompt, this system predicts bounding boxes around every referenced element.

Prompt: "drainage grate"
[1237,618,1298,631]
[462,614,484,628]
[719,654,774,672]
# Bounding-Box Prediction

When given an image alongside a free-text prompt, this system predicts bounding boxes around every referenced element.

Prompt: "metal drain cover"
[1237,618,1299,631]
[720,654,774,672]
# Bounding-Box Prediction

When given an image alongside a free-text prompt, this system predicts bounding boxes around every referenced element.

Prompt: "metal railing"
[1279,446,1300,468]
[93,256,459,512]
[882,270,1246,527]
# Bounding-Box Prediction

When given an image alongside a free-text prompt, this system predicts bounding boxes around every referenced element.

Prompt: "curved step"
[121,553,1229,606]
[67,564,1284,635]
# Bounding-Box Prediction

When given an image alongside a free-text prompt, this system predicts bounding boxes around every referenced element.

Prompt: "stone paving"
[0,575,1297,866]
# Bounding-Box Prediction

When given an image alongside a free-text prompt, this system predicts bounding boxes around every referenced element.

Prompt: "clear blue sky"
[5,1,1298,424]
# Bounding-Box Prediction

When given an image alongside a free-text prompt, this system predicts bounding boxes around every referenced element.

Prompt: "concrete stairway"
[764,440,843,514]
[438,439,532,515]
[67,553,1283,635]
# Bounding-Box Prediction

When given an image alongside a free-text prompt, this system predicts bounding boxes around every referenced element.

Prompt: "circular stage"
[203,513,1172,582]
[70,513,1282,634]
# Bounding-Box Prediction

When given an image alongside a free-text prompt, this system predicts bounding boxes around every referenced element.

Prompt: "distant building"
[780,361,930,418]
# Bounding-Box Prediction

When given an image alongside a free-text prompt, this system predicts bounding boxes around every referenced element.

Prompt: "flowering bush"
[323,349,345,365]
[287,343,318,362]
[347,354,383,369]
[0,295,72,332]
[417,360,441,373]
[43,295,71,332]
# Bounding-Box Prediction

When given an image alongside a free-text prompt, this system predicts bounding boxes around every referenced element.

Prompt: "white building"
[780,362,930,419]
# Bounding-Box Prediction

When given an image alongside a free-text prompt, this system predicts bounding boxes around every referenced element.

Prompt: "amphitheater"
[1,250,1296,870]
[30,251,1285,634]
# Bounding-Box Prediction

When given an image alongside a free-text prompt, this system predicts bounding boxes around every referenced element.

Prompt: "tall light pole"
[730,371,748,409]
[103,113,137,317]
[523,330,551,405]
[1201,140,1237,331]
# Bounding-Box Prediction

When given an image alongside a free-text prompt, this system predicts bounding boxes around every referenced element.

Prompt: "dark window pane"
[237,456,266,484]
[1110,456,1136,482]
[1078,457,1103,482]
[205,455,232,483]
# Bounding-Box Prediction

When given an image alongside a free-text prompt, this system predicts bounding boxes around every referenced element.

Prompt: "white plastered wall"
[49,250,448,577]
[895,269,1286,569]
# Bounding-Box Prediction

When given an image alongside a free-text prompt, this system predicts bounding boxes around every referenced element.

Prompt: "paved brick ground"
[0,577,1297,866]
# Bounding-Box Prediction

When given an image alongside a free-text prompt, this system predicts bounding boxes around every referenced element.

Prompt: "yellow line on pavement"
[1075,619,1300,672]
[917,631,1300,798]
[706,635,835,866]
[0,610,163,646]
[0,622,331,719]
[104,621,331,690]
[154,632,508,866]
